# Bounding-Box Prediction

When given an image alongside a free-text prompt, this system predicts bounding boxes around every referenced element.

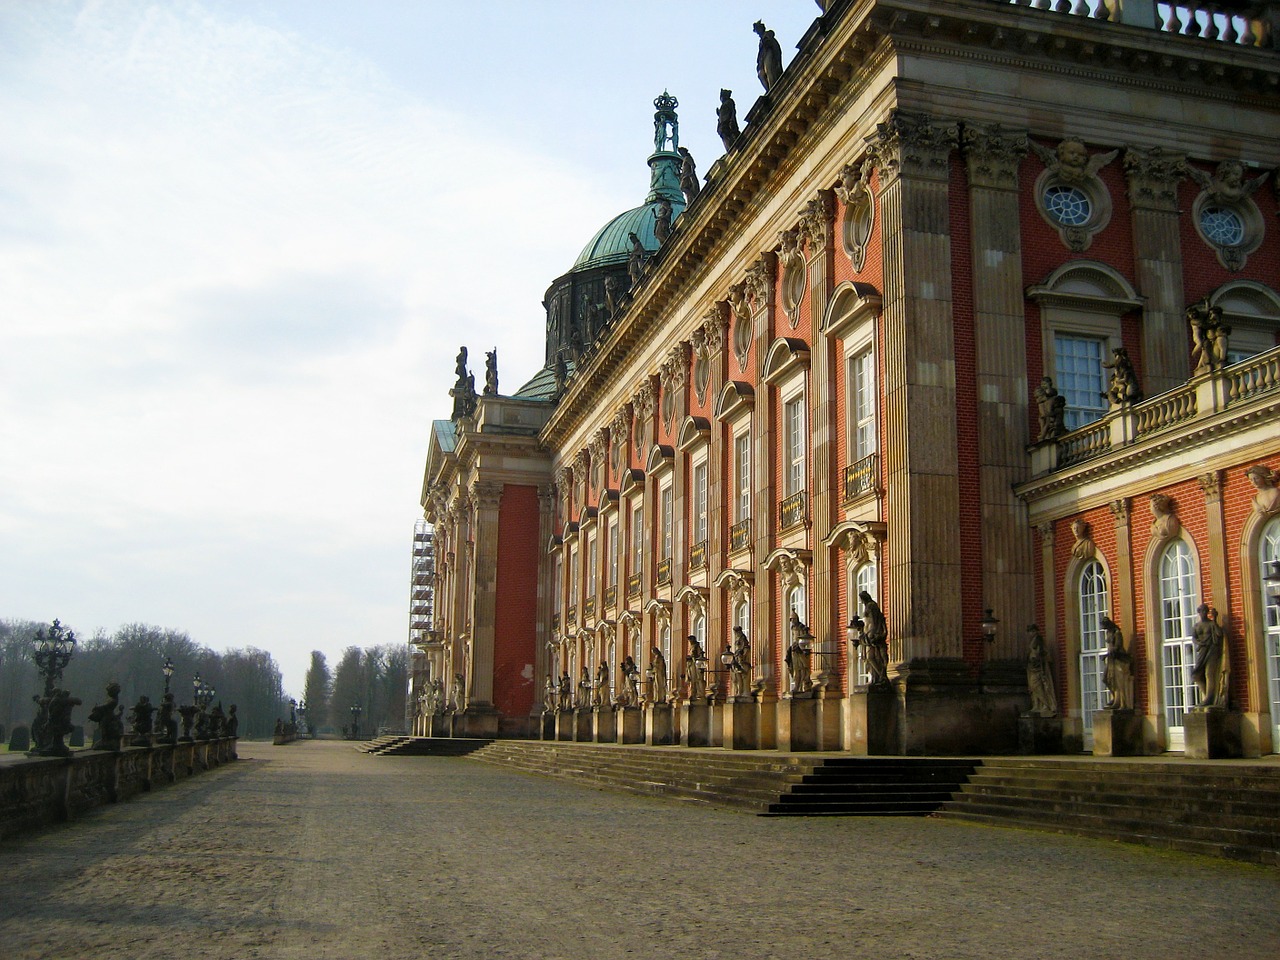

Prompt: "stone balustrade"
[0,738,238,840]
[998,0,1277,49]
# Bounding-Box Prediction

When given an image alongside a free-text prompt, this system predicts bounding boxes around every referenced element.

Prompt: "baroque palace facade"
[415,0,1280,757]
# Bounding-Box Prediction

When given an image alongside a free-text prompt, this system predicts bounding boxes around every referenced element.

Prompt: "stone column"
[1199,473,1229,621]
[467,481,503,712]
[963,124,1035,658]
[801,191,838,680]
[1124,146,1188,395]
[1110,499,1134,640]
[665,344,690,640]
[535,484,556,697]
[749,253,780,701]
[703,310,729,648]
[870,111,964,665]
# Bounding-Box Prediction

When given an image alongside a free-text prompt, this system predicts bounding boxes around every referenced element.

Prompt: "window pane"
[1054,334,1108,429]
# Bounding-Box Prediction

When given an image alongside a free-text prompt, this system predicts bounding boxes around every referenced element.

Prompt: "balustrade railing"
[780,491,807,530]
[999,1,1275,49]
[584,597,596,620]
[843,453,879,502]
[729,518,751,552]
[1226,350,1280,405]
[604,584,618,609]
[626,573,641,599]
[690,539,708,570]
[1133,389,1196,438]
[656,557,672,585]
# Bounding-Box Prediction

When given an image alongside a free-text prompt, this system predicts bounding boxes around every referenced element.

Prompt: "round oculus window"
[1199,206,1245,247]
[1043,185,1092,226]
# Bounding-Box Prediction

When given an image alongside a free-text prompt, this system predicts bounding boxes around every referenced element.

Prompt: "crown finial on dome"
[653,90,679,154]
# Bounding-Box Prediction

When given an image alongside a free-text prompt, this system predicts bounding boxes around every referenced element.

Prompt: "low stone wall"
[0,738,238,841]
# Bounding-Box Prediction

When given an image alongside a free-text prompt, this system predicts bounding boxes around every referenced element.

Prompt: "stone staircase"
[357,736,493,757]
[937,757,1280,866]
[463,741,974,816]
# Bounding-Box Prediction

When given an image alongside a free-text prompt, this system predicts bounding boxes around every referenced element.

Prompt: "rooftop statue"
[1186,297,1231,376]
[1101,346,1141,406]
[716,89,740,152]
[678,147,699,205]
[754,21,783,92]
[484,349,499,396]
[627,232,646,286]
[1034,377,1067,442]
[653,90,679,153]
[653,198,672,244]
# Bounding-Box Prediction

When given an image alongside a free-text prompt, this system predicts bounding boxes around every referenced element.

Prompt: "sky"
[0,0,822,697]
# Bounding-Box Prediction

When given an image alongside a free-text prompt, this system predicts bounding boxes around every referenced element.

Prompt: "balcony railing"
[656,557,672,585]
[780,491,807,531]
[843,453,879,502]
[567,605,577,622]
[993,0,1275,49]
[1037,346,1280,474]
[729,518,751,552]
[584,597,596,620]
[604,584,617,609]
[627,573,642,599]
[690,539,708,570]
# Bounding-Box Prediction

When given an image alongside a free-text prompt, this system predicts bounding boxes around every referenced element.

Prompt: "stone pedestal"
[645,703,675,745]
[707,700,725,747]
[776,695,819,752]
[555,710,574,741]
[616,707,644,744]
[574,708,592,742]
[1017,714,1064,754]
[1091,709,1143,756]
[456,708,498,739]
[890,659,1022,754]
[592,707,616,743]
[722,699,759,750]
[814,690,843,750]
[680,703,711,747]
[539,712,555,740]
[1183,707,1243,759]
[845,685,897,755]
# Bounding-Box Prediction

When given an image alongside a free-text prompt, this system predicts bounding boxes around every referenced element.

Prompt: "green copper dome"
[571,91,687,271]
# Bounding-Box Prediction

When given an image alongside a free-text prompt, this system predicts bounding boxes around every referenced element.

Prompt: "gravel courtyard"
[0,739,1276,960]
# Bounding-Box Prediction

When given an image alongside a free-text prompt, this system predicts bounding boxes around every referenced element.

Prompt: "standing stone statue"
[619,656,640,707]
[483,349,499,396]
[128,695,156,747]
[754,21,783,92]
[452,672,466,712]
[88,681,125,751]
[684,637,707,701]
[209,703,225,738]
[784,613,812,694]
[154,693,178,744]
[653,198,672,243]
[627,232,645,286]
[227,704,240,738]
[34,688,81,757]
[1034,377,1067,442]
[558,670,573,711]
[1100,617,1133,710]
[716,88,740,152]
[729,626,751,699]
[1192,605,1229,707]
[450,345,478,420]
[576,667,592,709]
[178,704,199,742]
[853,591,890,686]
[678,147,700,204]
[650,647,669,703]
[543,674,557,713]
[593,661,611,707]
[1025,625,1057,717]
[604,273,626,316]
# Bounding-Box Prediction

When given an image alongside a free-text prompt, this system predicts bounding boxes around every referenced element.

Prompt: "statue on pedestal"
[754,21,783,92]
[649,647,669,704]
[209,703,225,738]
[1101,347,1141,406]
[225,704,239,738]
[33,688,80,757]
[1100,617,1133,710]
[88,681,124,751]
[1034,377,1067,442]
[627,232,645,286]
[128,695,156,747]
[178,704,199,742]
[853,591,890,687]
[483,349,499,396]
[618,656,640,707]
[543,674,557,714]
[716,89,740,152]
[558,671,573,711]
[1192,605,1230,707]
[729,626,751,699]
[653,199,672,244]
[452,672,466,712]
[784,614,812,694]
[154,693,178,744]
[678,147,700,205]
[593,661,610,708]
[1025,625,1057,717]
[683,637,707,701]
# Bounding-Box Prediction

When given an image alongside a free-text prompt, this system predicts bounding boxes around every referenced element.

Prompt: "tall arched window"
[1159,540,1199,748]
[786,584,807,624]
[608,637,617,699]
[1260,517,1280,749]
[852,562,878,685]
[1078,561,1109,730]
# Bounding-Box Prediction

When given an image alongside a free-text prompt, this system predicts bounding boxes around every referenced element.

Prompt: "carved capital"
[470,481,503,512]
[798,191,833,252]
[744,255,774,311]
[703,306,728,353]
[962,122,1028,191]
[1109,498,1131,526]
[1035,522,1055,548]
[1198,470,1222,503]
[1124,146,1186,213]
[868,111,958,186]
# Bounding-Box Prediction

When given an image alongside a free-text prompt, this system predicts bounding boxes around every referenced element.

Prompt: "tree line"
[0,619,288,741]
[303,644,407,735]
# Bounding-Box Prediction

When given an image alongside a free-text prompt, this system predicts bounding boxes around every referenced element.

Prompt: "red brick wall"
[494,483,539,718]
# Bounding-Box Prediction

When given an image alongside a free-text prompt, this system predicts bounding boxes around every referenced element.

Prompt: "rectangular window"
[849,348,877,459]
[660,482,674,560]
[586,534,597,595]
[784,393,806,496]
[1053,334,1108,430]
[692,460,708,544]
[607,518,618,588]
[734,432,751,522]
[631,505,643,573]
[569,545,579,602]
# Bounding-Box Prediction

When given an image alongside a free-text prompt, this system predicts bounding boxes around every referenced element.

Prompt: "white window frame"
[1158,538,1199,749]
[734,429,751,523]
[842,320,877,463]
[1078,560,1110,730]
[660,479,674,563]
[631,504,644,578]
[607,517,619,590]
[1260,517,1280,750]
[569,544,580,607]
[586,532,598,598]
[783,388,806,498]
[691,455,709,546]
[852,562,878,686]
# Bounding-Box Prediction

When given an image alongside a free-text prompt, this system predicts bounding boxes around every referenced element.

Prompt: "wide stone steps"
[937,758,1280,866]
[464,741,973,817]
[359,736,493,757]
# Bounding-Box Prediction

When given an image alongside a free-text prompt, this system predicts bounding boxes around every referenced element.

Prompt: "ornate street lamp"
[350,703,362,740]
[30,620,79,757]
[981,609,1000,643]
[33,619,77,697]
[162,655,174,696]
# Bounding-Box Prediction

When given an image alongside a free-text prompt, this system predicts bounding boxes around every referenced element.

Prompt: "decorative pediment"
[644,598,672,627]
[619,467,646,497]
[763,547,812,587]
[677,416,712,451]
[714,381,755,422]
[821,282,882,341]
[1027,261,1142,314]
[822,520,886,567]
[544,534,564,555]
[675,585,709,619]
[714,568,754,605]
[646,443,675,474]
[762,337,811,384]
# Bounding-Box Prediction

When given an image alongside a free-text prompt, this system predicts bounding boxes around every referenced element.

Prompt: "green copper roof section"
[571,92,686,271]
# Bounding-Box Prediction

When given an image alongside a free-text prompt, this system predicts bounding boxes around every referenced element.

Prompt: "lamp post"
[162,655,174,696]
[33,619,77,699]
[30,620,78,756]
[981,609,1000,644]
[297,698,307,737]
[350,703,362,740]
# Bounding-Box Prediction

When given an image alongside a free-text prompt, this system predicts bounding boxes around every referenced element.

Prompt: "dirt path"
[1,740,1276,959]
